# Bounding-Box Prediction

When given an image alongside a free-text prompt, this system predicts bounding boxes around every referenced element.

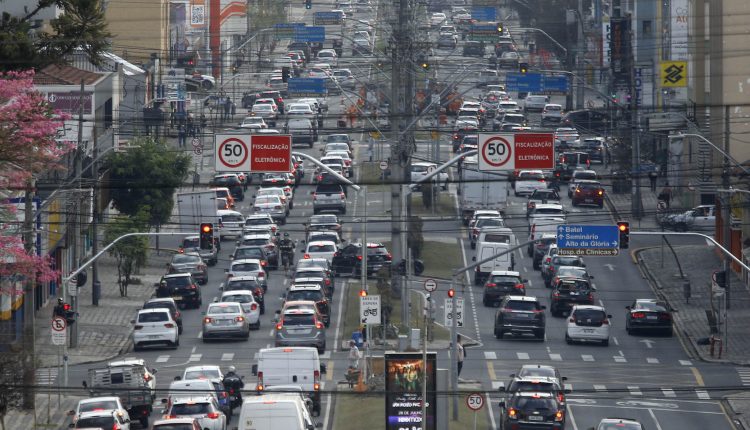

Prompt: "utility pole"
[628,17,642,219]
[91,128,100,306]
[22,178,36,409]
[575,0,585,109]
[722,105,731,309]
[71,79,85,348]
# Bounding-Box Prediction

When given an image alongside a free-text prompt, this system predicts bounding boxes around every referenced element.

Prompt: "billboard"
[670,0,688,60]
[385,352,437,430]
[609,18,630,83]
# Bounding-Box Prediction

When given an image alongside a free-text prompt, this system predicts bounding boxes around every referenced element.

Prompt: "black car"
[561,109,611,133]
[143,298,183,334]
[332,242,392,277]
[625,298,674,336]
[505,376,568,407]
[494,296,546,340]
[482,271,527,307]
[554,151,591,182]
[179,235,218,266]
[231,245,270,269]
[155,273,202,309]
[499,392,565,430]
[211,174,244,201]
[549,278,595,316]
[463,41,486,57]
[530,235,558,270]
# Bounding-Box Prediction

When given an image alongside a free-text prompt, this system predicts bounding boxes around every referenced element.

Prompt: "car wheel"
[483,298,490,307]
[178,326,183,335]
[535,330,545,340]
[532,260,540,270]
[470,241,476,250]
[495,329,503,339]
[565,333,573,344]
[664,327,673,337]
[289,201,294,210]
[602,338,609,346]
[313,208,319,215]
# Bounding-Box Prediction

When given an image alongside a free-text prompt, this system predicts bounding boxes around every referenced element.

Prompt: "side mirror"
[252,364,258,376]
[174,376,182,381]
[509,373,516,378]
[589,275,595,279]
[607,314,613,319]
[625,305,631,310]
[562,376,568,381]
[590,286,597,292]
[564,389,572,394]
[130,319,135,324]
[212,298,219,303]
[229,255,235,260]
[219,285,224,291]
[224,269,229,273]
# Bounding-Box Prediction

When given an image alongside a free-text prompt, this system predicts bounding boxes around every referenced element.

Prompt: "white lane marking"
[517,352,529,360]
[648,408,665,430]
[491,381,505,390]
[458,238,481,342]
[568,404,581,430]
[549,353,562,361]
[695,390,710,399]
[268,329,275,337]
[197,331,203,339]
[527,280,533,287]
[156,355,170,363]
[593,384,607,391]
[486,392,497,430]
[628,386,643,396]
[523,267,528,273]
[564,383,573,392]
[319,351,331,359]
[188,353,201,362]
[614,356,627,363]
[679,360,693,366]
[221,353,234,361]
[582,354,594,362]
[612,337,619,346]
[484,351,497,360]
[647,357,659,364]
[333,279,348,352]
[661,388,677,398]
[738,368,750,385]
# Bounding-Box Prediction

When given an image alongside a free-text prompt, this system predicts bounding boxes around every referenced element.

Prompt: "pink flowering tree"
[0,70,74,293]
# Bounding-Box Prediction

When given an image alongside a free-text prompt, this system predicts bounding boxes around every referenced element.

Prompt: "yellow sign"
[431,130,439,140]
[660,61,687,87]
[369,131,381,139]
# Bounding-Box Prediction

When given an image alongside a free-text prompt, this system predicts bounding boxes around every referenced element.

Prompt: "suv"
[526,189,561,217]
[71,409,131,430]
[155,273,202,309]
[494,295,546,340]
[164,396,227,430]
[549,278,596,316]
[463,41,486,57]
[543,255,585,287]
[312,183,347,214]
[286,284,331,326]
[274,306,327,353]
[131,308,179,350]
[482,271,527,306]
[243,214,278,235]
[499,392,565,430]
[221,276,265,314]
[332,242,392,277]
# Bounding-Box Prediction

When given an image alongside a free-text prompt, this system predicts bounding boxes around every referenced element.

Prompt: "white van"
[237,394,316,430]
[217,209,244,239]
[527,218,564,257]
[252,347,324,416]
[473,241,514,285]
[476,227,516,246]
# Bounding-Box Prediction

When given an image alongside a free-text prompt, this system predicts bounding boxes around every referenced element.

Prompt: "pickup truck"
[83,359,156,427]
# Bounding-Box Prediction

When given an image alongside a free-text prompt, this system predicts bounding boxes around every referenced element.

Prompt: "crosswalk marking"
[679,360,693,366]
[35,368,58,386]
[628,386,643,396]
[661,388,676,398]
[188,353,201,362]
[613,356,627,363]
[737,368,750,385]
[582,355,594,362]
[549,353,562,361]
[593,384,607,391]
[221,353,234,361]
[484,351,497,360]
[646,357,659,364]
[156,355,170,363]
[517,352,529,360]
[695,389,711,399]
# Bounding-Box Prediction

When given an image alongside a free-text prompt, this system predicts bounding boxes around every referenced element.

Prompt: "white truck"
[176,190,217,233]
[458,156,509,225]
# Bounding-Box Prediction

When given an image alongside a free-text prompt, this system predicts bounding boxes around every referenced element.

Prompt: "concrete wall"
[105,0,168,64]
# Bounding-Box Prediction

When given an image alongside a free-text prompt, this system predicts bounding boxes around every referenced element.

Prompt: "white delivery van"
[527,217,565,257]
[476,227,516,246]
[237,394,315,430]
[252,347,324,416]
[474,241,514,285]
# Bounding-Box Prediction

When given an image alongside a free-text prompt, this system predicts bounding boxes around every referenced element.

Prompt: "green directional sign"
[469,23,500,42]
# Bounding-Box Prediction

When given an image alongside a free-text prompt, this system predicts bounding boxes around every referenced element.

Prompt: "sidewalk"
[604,171,662,230]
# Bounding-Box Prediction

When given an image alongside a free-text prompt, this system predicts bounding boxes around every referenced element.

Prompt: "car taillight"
[190,284,198,289]
[545,257,551,263]
[485,283,496,288]
[569,317,575,323]
[227,273,234,278]
[175,311,181,318]
[204,317,213,323]
[304,253,311,259]
[207,412,220,419]
[356,255,362,260]
[515,284,524,290]
[598,190,604,195]
[144,374,152,382]
[527,202,535,209]
[261,261,267,267]
[251,303,258,311]
[256,371,264,391]
[385,253,392,260]
[554,410,564,422]
[325,279,331,285]
[314,370,321,390]
[134,325,143,330]
[276,322,283,330]
[472,228,479,235]
[235,316,245,322]
[507,408,517,419]
[632,312,645,318]
[602,318,610,325]
[164,323,175,328]
[315,320,324,329]
[557,392,565,403]
[552,291,560,300]
[549,267,555,273]
[575,188,581,193]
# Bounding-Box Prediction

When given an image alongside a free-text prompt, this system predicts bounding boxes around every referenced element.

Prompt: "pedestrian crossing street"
[154,350,332,364]
[738,367,750,386]
[490,380,713,400]
[482,350,693,366]
[35,368,58,386]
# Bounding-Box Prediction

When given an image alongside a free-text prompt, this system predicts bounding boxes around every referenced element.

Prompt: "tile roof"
[34,64,103,85]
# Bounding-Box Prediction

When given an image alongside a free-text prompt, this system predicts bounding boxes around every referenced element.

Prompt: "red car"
[571,182,604,208]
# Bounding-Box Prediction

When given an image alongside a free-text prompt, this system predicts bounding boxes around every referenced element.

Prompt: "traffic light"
[200,223,214,250]
[359,289,368,297]
[282,67,290,83]
[447,288,455,298]
[519,62,529,74]
[305,0,311,9]
[420,61,430,71]
[713,270,727,288]
[497,22,504,34]
[617,221,630,249]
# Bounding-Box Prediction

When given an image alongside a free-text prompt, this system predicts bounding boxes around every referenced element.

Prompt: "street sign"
[313,11,343,25]
[379,160,389,171]
[542,75,570,94]
[295,26,325,42]
[469,23,500,42]
[51,317,66,346]
[466,392,485,411]
[250,135,292,173]
[477,133,555,171]
[444,298,464,327]
[471,7,496,21]
[505,72,544,92]
[274,22,304,39]
[215,134,250,172]
[424,278,437,292]
[556,224,620,256]
[287,78,327,97]
[360,294,381,325]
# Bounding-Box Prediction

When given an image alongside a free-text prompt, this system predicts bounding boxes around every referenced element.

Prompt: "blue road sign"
[471,7,496,21]
[274,23,305,39]
[556,225,620,256]
[505,72,543,92]
[295,26,325,42]
[287,78,327,96]
[314,11,343,25]
[542,75,569,93]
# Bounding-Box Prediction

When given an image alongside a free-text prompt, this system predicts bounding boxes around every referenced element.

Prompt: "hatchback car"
[305,214,342,234]
[274,307,327,353]
[625,298,674,336]
[202,302,251,340]
[236,233,279,268]
[221,276,265,313]
[220,290,261,329]
[514,170,547,196]
[164,396,227,430]
[131,308,179,350]
[483,271,527,306]
[549,278,596,316]
[143,298,183,334]
[526,189,562,217]
[499,392,565,430]
[469,218,506,249]
[565,305,612,345]
[231,245,270,269]
[593,418,645,430]
[243,214,278,235]
[303,240,338,263]
[182,365,225,382]
[167,252,208,285]
[494,295,546,340]
[541,103,563,124]
[69,396,127,425]
[530,233,558,270]
[463,41,486,57]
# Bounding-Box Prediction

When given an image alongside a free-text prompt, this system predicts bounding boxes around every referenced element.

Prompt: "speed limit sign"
[479,135,513,170]
[466,392,485,411]
[215,135,250,172]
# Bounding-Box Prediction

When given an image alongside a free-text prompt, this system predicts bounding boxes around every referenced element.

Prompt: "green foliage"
[0,0,112,71]
[106,137,191,227]
[103,209,149,297]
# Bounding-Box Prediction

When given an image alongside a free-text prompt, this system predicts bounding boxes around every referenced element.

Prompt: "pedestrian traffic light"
[282,66,290,83]
[519,62,529,74]
[713,270,727,288]
[617,221,629,249]
[497,22,504,33]
[305,0,312,9]
[447,288,455,298]
[200,223,214,250]
[359,289,368,297]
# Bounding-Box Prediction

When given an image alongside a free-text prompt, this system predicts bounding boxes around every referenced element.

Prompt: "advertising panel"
[385,352,437,430]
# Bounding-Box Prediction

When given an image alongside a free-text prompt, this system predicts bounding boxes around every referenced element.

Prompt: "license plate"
[584,199,593,203]
[583,329,594,333]
[148,335,161,339]
[172,296,183,301]
[527,416,544,421]
[647,316,658,320]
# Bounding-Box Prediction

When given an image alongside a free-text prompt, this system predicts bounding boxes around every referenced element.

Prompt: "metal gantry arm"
[292,151,361,191]
[671,133,750,177]
[415,149,478,184]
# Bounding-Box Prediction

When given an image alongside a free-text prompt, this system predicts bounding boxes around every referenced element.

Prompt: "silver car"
[274,306,326,353]
[219,290,261,329]
[252,195,286,224]
[202,302,250,340]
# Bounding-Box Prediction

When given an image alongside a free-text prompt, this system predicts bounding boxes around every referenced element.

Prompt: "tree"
[0,70,72,291]
[106,137,191,228]
[0,0,112,71]
[104,209,149,297]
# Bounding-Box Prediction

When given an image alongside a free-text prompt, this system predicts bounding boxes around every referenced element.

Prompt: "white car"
[165,395,227,430]
[303,240,338,263]
[253,195,286,224]
[523,94,550,112]
[316,49,338,66]
[323,142,352,157]
[243,214,278,235]
[566,305,612,346]
[410,161,448,190]
[72,409,131,430]
[227,258,268,290]
[528,203,566,226]
[240,116,268,129]
[69,396,128,424]
[131,308,179,351]
[541,104,563,123]
[430,12,447,27]
[257,186,292,210]
[285,103,316,116]
[514,170,548,196]
[182,365,224,382]
[220,290,262,329]
[325,150,354,177]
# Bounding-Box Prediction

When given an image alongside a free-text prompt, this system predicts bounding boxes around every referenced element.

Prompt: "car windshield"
[578,183,601,191]
[232,263,260,272]
[173,254,200,264]
[164,276,191,287]
[476,219,505,228]
[288,290,323,301]
[255,196,280,205]
[636,301,668,311]
[557,267,587,277]
[534,208,563,215]
[598,422,643,430]
[283,313,315,326]
[144,301,175,311]
[138,312,169,323]
[505,301,539,311]
[79,400,118,413]
[182,238,200,248]
[236,248,263,258]
[309,233,337,242]
[553,257,583,266]
[239,238,268,246]
[208,304,242,314]
[76,416,116,427]
[253,105,272,112]
[184,369,221,380]
[489,276,520,285]
[222,294,253,303]
[573,309,606,322]
[171,403,211,415]
[227,279,259,290]
[221,214,244,223]
[513,381,556,393]
[532,191,559,200]
[309,244,336,252]
[311,215,338,224]
[246,217,271,226]
[514,397,557,411]
[153,425,196,430]
[575,172,598,180]
[519,367,557,379]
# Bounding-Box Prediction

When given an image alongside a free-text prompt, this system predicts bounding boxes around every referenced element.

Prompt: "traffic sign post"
[250,135,292,173]
[444,298,464,327]
[51,317,66,346]
[466,392,485,430]
[360,294,381,325]
[287,78,327,97]
[379,160,389,171]
[556,224,620,256]
[215,134,250,172]
[478,133,555,171]
[424,278,437,292]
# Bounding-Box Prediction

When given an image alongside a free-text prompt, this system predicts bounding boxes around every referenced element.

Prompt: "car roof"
[307,240,337,246]
[571,305,605,311]
[222,289,254,296]
[153,418,200,425]
[505,295,539,302]
[488,270,521,277]
[228,275,260,281]
[172,395,214,404]
[78,409,117,418]
[289,284,324,291]
[532,203,564,210]
[163,272,191,279]
[137,308,171,315]
[79,396,121,404]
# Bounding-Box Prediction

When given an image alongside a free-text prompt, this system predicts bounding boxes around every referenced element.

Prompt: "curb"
[724,397,750,430]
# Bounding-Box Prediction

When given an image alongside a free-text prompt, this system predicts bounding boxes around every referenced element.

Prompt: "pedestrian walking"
[348,340,360,370]
[223,96,231,121]
[456,336,465,379]
[658,182,673,208]
[648,170,658,192]
[187,113,194,137]
[177,124,186,148]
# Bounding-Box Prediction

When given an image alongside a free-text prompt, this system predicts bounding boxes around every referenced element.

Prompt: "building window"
[642,20,652,36]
